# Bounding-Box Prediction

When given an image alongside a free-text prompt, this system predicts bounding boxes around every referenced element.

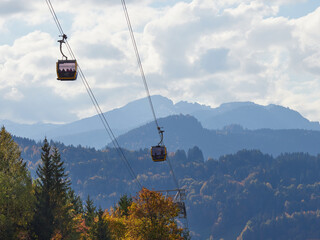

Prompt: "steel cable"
[45,0,142,190]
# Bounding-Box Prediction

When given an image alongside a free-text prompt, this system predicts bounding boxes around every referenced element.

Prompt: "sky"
[1,0,320,124]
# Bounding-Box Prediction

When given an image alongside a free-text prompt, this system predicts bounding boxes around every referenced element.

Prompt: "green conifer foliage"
[84,195,97,239]
[68,189,84,215]
[93,208,112,240]
[0,127,34,239]
[85,195,97,228]
[51,146,76,238]
[32,139,79,239]
[118,194,132,217]
[32,138,55,240]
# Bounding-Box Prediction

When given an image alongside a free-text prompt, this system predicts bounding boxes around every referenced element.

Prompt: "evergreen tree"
[32,138,55,240]
[84,195,97,239]
[93,208,111,240]
[68,189,84,215]
[52,146,70,202]
[32,139,77,239]
[0,127,34,239]
[85,195,97,228]
[51,146,74,237]
[118,194,132,217]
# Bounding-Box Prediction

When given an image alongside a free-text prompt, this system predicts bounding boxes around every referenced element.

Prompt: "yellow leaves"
[74,213,88,233]
[124,188,183,240]
[104,209,127,240]
[46,188,184,240]
[89,188,185,240]
[0,127,34,238]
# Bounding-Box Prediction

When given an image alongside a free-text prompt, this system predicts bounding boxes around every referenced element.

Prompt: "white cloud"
[1,0,320,123]
[4,87,24,101]
[0,31,56,87]
[0,0,32,16]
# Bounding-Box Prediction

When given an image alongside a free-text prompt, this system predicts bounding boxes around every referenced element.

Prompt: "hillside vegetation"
[14,136,320,239]
[1,128,185,239]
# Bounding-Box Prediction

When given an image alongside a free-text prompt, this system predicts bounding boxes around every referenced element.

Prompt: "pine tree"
[96,208,112,240]
[85,195,96,228]
[68,189,84,215]
[51,146,74,237]
[84,195,97,239]
[0,127,34,239]
[93,208,112,240]
[32,138,55,240]
[32,139,77,239]
[52,146,70,201]
[118,194,132,217]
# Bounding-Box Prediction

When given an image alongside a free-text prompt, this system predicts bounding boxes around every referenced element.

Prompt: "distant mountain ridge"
[112,114,320,159]
[1,95,320,149]
[194,101,320,130]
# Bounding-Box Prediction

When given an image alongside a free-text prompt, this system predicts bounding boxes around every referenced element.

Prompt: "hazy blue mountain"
[193,101,320,130]
[0,95,210,148]
[112,114,320,159]
[0,119,60,139]
[2,95,320,149]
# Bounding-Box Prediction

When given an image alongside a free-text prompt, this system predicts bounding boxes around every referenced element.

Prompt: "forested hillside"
[1,129,184,239]
[14,136,320,239]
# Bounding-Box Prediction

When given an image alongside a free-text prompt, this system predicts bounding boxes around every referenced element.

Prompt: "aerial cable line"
[120,1,190,231]
[45,0,142,190]
[45,0,63,35]
[47,0,189,231]
[120,0,164,140]
[120,0,181,189]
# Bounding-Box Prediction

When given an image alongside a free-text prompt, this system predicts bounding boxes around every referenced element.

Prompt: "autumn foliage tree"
[106,188,183,239]
[127,188,183,239]
[0,127,34,239]
[0,130,184,239]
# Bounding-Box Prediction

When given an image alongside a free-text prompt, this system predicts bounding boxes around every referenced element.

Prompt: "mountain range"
[1,95,320,152]
[112,114,320,159]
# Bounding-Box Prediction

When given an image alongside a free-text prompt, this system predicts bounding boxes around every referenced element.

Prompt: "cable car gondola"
[151,145,167,162]
[151,127,167,162]
[57,60,77,81]
[56,34,78,81]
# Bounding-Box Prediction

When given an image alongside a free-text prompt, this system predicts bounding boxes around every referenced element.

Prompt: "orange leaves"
[102,209,126,240]
[62,188,184,240]
[125,188,183,240]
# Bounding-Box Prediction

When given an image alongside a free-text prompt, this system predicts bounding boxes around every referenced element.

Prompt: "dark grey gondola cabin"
[56,60,78,81]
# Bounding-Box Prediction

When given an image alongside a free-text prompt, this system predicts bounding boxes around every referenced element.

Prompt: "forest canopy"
[8,132,320,239]
[0,128,186,239]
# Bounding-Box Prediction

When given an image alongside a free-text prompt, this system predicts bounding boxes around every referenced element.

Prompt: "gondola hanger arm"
[157,126,164,146]
[58,34,68,60]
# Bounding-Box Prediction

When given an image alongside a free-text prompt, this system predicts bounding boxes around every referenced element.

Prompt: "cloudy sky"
[1,0,320,124]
